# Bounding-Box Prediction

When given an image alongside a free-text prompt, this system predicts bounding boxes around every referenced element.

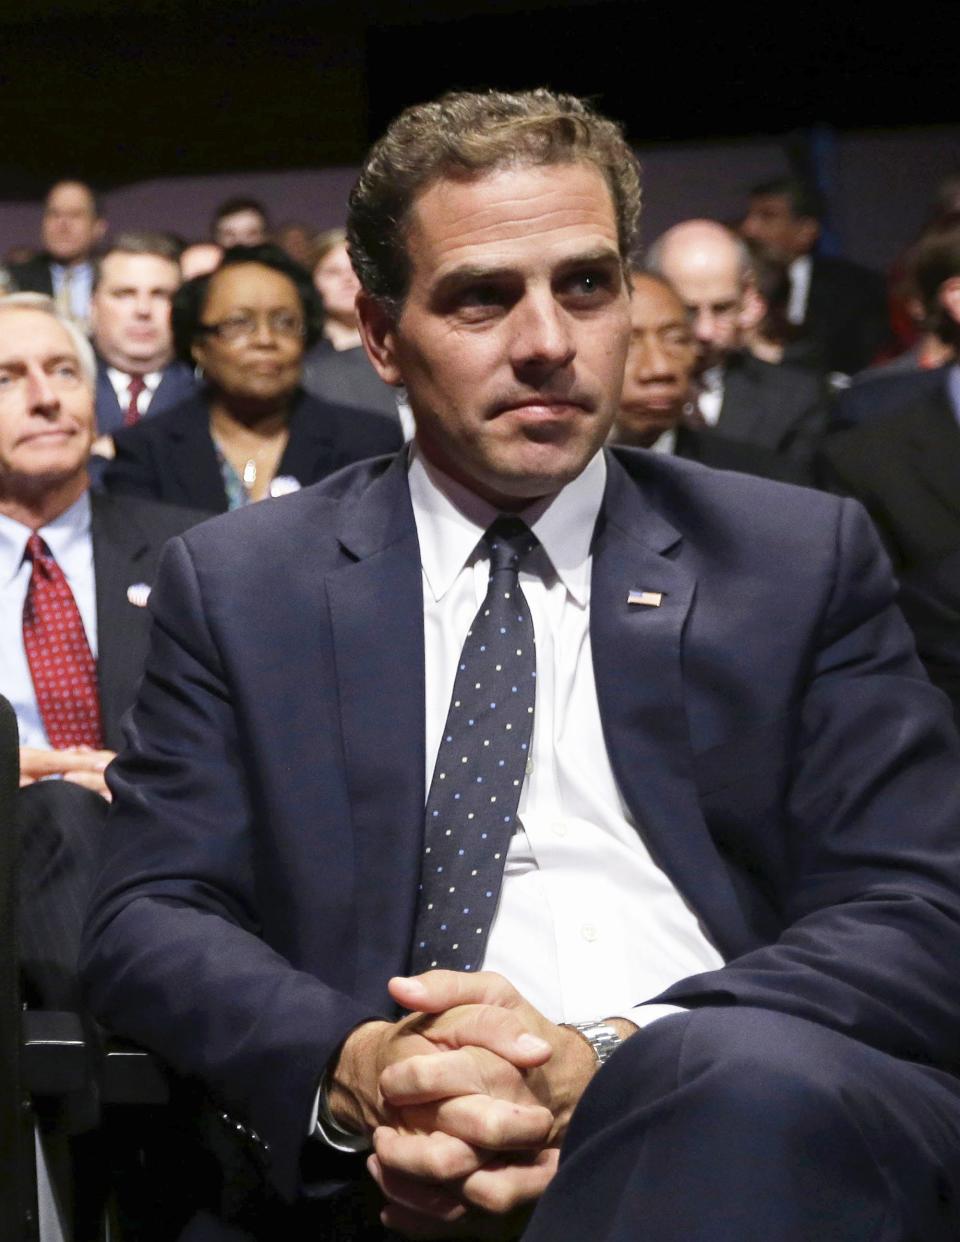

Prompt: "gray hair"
[0,292,97,387]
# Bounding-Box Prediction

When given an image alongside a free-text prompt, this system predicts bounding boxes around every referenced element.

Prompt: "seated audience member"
[895,549,960,723]
[834,222,960,428]
[0,293,204,1008]
[302,227,405,424]
[821,223,960,573]
[180,241,223,281]
[81,88,960,1242]
[275,220,317,268]
[11,180,107,331]
[211,197,269,249]
[647,219,829,470]
[103,244,402,513]
[740,175,889,376]
[89,232,196,442]
[614,271,807,482]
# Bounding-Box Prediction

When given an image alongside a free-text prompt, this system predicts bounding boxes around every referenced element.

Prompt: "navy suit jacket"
[81,448,960,1205]
[94,358,198,437]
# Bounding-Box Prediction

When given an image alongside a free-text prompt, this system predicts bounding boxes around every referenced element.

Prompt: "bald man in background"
[647,220,828,471]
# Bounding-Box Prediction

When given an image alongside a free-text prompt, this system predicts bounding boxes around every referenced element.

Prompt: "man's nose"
[26,367,60,414]
[133,293,153,317]
[693,307,717,343]
[633,336,673,380]
[511,292,575,370]
[249,315,280,346]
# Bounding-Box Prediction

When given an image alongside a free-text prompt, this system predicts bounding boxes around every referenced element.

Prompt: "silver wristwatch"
[562,1019,623,1067]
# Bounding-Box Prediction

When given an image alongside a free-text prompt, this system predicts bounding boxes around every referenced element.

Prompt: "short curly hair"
[347,88,642,317]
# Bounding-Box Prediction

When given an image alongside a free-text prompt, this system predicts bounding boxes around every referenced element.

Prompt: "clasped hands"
[329,970,634,1239]
[19,745,115,799]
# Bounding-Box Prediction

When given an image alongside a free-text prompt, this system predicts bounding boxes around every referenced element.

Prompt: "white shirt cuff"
[611,1003,688,1031]
[308,1069,372,1153]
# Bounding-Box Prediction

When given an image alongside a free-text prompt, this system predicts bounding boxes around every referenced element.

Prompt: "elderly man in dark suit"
[82,90,960,1242]
[647,219,829,472]
[0,293,204,1008]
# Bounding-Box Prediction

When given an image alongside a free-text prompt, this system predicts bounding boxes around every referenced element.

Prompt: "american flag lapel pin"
[627,589,663,607]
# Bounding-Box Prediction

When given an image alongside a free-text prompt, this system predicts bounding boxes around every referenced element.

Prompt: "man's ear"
[794,216,820,254]
[738,279,766,333]
[357,291,404,386]
[938,276,960,328]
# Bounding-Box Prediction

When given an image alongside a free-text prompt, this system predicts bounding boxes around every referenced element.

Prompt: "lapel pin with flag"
[627,589,663,607]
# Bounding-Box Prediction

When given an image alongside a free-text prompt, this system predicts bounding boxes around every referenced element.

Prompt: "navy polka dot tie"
[409,516,538,974]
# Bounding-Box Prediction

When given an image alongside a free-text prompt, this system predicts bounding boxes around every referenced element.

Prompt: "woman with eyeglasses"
[102,244,402,513]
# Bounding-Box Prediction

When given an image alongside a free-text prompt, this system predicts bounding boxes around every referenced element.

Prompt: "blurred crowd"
[4,167,960,717]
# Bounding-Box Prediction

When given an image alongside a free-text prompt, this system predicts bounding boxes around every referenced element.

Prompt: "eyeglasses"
[196,310,306,342]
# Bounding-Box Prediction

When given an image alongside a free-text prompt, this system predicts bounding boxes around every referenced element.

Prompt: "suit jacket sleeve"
[79,533,379,1201]
[658,498,960,1070]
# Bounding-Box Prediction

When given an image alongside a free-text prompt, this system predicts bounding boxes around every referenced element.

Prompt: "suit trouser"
[17,780,108,1011]
[525,1006,960,1242]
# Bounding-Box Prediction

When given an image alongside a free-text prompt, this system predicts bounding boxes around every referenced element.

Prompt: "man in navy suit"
[81,90,960,1241]
[89,232,197,444]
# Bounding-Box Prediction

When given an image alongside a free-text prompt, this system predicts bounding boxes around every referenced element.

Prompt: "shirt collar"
[0,491,92,587]
[408,443,605,608]
[107,366,162,395]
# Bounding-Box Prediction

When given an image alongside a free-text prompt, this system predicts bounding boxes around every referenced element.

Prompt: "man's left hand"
[369,971,635,1237]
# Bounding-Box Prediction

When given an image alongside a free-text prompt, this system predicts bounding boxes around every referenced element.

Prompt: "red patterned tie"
[22,534,103,749]
[124,374,147,427]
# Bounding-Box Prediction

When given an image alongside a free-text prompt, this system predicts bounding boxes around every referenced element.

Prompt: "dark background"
[0,0,956,198]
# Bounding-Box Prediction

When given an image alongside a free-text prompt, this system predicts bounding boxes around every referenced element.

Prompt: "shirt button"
[581,924,599,942]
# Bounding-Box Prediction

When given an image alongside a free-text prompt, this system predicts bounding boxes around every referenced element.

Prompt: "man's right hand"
[19,745,115,799]
[328,1001,554,1145]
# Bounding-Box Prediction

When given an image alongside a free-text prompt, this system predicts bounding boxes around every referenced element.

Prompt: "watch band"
[561,1019,623,1067]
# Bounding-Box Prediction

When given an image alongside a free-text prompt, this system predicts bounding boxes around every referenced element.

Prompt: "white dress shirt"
[409,447,723,1027]
[0,493,97,748]
[787,254,813,326]
[696,365,724,426]
[107,367,163,419]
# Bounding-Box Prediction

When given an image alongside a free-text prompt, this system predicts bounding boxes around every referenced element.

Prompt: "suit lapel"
[90,494,153,748]
[276,393,335,484]
[592,454,755,957]
[905,388,960,525]
[95,362,123,436]
[325,455,427,986]
[166,401,228,511]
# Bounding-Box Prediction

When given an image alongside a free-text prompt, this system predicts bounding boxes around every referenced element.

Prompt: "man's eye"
[53,364,80,381]
[563,270,614,299]
[459,285,503,308]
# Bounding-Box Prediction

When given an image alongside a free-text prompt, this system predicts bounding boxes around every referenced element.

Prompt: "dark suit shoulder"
[10,255,54,295]
[608,445,842,551]
[297,391,403,455]
[91,490,212,540]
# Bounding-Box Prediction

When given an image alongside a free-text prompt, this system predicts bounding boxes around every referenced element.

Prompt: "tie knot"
[484,516,537,577]
[25,533,52,571]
